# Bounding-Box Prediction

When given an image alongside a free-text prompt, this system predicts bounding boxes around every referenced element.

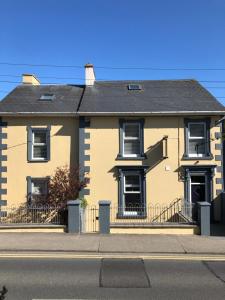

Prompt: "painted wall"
[83,116,222,220]
[0,115,223,222]
[2,117,78,206]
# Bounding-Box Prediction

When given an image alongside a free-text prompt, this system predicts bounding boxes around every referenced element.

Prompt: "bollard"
[99,200,111,234]
[197,202,211,236]
[67,200,81,233]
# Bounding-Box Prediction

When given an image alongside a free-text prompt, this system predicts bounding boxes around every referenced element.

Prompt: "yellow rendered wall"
[1,115,223,222]
[2,117,78,206]
[84,116,222,219]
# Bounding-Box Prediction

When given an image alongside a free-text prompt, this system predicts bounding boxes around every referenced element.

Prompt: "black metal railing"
[0,205,66,225]
[111,202,195,225]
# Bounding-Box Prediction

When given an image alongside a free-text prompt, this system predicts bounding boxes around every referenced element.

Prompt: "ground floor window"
[27,177,49,204]
[117,166,147,217]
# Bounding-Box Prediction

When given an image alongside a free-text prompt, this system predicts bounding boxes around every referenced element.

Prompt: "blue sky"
[0,0,225,103]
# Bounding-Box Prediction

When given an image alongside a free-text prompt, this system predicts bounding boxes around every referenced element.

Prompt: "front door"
[190,175,206,220]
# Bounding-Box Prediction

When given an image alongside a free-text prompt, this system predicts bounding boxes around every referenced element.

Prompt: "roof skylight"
[39,93,55,101]
[128,84,142,90]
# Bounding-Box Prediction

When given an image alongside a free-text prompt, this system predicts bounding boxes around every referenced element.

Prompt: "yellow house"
[0,65,225,232]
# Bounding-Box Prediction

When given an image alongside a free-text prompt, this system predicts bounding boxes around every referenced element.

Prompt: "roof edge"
[0,112,77,117]
[77,111,225,116]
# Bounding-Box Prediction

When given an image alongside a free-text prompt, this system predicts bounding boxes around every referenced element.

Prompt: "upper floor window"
[188,123,206,157]
[184,119,212,159]
[123,123,141,157]
[27,126,51,162]
[32,130,48,160]
[118,119,145,159]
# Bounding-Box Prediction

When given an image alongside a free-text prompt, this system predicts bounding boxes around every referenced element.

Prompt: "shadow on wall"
[54,125,78,167]
[143,138,166,172]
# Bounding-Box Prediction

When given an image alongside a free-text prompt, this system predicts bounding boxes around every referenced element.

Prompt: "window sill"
[182,155,213,161]
[116,155,146,161]
[28,159,49,163]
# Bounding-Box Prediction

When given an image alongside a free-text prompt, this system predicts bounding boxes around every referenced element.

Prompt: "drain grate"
[100,258,151,288]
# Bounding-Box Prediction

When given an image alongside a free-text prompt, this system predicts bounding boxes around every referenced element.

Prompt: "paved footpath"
[1,233,225,255]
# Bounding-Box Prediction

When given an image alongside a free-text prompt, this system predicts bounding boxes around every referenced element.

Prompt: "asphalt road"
[0,257,225,300]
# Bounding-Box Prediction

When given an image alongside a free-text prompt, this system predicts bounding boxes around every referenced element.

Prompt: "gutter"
[76,111,225,116]
[0,111,225,117]
[0,112,77,117]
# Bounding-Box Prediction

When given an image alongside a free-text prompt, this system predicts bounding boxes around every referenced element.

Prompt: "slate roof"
[79,80,225,114]
[0,85,84,114]
[0,80,224,115]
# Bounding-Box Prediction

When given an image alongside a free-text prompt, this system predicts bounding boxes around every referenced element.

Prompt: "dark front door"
[190,175,206,220]
[190,176,206,203]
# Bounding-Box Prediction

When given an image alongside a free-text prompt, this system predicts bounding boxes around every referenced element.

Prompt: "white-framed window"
[32,179,48,196]
[29,178,48,204]
[32,130,48,160]
[123,122,141,157]
[123,174,141,215]
[188,122,206,157]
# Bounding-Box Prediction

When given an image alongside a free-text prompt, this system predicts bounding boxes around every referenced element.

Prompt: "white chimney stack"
[22,74,40,85]
[85,63,95,86]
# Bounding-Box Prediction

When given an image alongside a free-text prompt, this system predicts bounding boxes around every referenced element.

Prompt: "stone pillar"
[99,200,111,234]
[198,202,211,236]
[67,200,81,233]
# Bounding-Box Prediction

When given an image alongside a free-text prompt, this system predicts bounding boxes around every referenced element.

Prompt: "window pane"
[34,131,46,144]
[191,176,205,184]
[124,140,140,155]
[33,145,47,158]
[32,181,47,195]
[125,175,140,192]
[124,124,139,138]
[124,194,141,208]
[189,139,206,155]
[189,124,205,137]
[125,175,140,186]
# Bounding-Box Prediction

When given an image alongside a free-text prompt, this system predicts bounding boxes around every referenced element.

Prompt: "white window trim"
[31,130,48,161]
[188,122,207,157]
[122,122,141,157]
[123,174,141,194]
[122,174,141,215]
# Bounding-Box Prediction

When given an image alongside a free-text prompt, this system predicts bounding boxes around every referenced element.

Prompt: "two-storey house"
[0,64,224,232]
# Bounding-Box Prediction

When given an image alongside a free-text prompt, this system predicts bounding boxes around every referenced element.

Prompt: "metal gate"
[84,206,99,233]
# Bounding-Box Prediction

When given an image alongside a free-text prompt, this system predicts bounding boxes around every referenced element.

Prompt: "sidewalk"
[1,233,225,255]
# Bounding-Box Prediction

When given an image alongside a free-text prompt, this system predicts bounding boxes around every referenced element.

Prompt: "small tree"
[46,165,88,207]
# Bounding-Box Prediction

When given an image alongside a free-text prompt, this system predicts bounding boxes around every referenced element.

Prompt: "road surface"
[0,256,225,299]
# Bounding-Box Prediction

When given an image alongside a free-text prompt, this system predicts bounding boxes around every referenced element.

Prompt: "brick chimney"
[85,63,95,86]
[22,74,40,85]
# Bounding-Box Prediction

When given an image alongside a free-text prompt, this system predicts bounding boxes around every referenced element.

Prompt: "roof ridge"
[95,79,197,83]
